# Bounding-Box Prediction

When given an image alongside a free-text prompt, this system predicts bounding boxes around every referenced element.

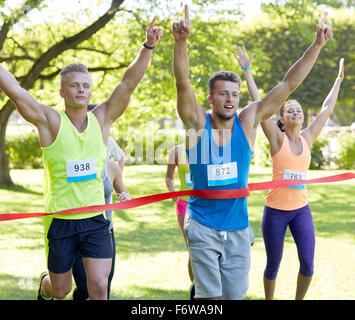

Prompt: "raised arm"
[234,45,260,102]
[95,16,162,127]
[0,64,59,147]
[302,58,344,147]
[173,5,205,131]
[252,12,333,126]
[233,45,281,150]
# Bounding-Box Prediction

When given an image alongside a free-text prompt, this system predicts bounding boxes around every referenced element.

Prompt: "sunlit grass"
[0,166,354,300]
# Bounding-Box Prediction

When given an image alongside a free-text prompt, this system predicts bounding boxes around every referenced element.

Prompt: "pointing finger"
[185,4,189,24]
[319,12,328,27]
[148,16,157,30]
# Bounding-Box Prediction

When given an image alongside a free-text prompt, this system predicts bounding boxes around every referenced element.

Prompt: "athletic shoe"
[189,282,195,300]
[37,272,53,301]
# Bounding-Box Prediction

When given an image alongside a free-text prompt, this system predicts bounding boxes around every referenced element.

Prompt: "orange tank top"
[265,133,311,210]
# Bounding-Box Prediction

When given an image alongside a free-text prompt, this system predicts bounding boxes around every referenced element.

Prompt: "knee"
[264,262,280,280]
[300,261,314,277]
[88,278,108,299]
[52,284,72,299]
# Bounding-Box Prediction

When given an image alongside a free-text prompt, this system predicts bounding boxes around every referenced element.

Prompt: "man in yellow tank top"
[0,17,162,300]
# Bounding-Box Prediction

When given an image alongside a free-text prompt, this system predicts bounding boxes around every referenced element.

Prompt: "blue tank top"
[186,113,253,231]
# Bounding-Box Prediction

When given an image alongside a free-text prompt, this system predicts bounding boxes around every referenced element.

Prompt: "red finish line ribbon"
[0,172,354,222]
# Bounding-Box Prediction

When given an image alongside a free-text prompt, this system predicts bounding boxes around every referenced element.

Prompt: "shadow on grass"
[111,285,188,300]
[111,285,264,300]
[0,184,42,196]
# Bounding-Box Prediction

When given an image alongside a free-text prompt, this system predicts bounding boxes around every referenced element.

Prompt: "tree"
[0,0,240,185]
[237,2,355,125]
[0,0,126,185]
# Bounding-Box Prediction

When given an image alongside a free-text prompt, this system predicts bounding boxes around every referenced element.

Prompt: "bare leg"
[42,270,73,299]
[263,276,276,300]
[82,257,111,300]
[177,214,194,282]
[295,273,312,300]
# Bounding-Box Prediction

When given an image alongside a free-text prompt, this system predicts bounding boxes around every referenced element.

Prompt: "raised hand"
[172,4,191,41]
[146,16,163,47]
[337,58,344,81]
[316,12,333,47]
[234,45,255,69]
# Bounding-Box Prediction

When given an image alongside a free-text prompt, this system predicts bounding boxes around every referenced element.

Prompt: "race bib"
[283,169,306,189]
[207,162,238,187]
[66,158,97,183]
[185,173,192,188]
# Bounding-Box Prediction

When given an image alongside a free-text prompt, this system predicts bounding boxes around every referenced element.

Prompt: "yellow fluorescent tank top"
[42,110,106,220]
[265,133,311,211]
[177,147,192,202]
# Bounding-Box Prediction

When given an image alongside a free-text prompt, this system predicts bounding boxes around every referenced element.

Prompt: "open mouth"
[224,105,233,110]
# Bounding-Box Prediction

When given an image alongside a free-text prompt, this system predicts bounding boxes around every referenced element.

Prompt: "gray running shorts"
[184,215,253,300]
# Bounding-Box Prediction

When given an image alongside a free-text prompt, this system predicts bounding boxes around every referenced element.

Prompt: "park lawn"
[0,166,354,300]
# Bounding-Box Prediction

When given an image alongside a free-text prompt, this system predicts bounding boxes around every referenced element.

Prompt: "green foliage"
[335,131,355,169]
[6,132,42,169]
[310,133,329,169]
[237,5,355,126]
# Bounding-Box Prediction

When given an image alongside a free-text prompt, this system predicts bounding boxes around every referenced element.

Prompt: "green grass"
[0,166,354,300]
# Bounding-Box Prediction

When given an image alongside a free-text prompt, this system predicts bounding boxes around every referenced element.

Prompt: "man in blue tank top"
[172,5,333,300]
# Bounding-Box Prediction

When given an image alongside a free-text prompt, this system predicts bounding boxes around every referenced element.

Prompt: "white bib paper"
[283,169,306,189]
[66,158,97,183]
[207,162,238,187]
[185,173,192,187]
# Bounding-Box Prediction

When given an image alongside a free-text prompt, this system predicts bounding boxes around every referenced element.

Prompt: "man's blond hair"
[60,63,90,87]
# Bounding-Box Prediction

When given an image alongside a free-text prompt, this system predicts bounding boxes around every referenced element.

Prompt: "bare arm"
[0,64,59,147]
[251,12,333,127]
[108,160,131,201]
[234,45,260,101]
[234,45,283,152]
[94,16,162,133]
[165,145,179,203]
[172,5,205,131]
[302,58,344,147]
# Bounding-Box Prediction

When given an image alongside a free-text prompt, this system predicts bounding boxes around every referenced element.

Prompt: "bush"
[252,131,271,167]
[6,132,42,169]
[310,134,329,169]
[335,131,355,170]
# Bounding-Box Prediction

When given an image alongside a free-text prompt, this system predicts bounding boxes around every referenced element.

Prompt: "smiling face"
[59,71,92,109]
[208,80,240,121]
[280,100,304,130]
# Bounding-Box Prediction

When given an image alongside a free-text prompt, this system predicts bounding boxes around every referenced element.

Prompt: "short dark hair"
[208,71,241,96]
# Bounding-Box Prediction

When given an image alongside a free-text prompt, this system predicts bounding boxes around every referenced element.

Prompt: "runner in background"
[236,45,344,300]
[88,104,125,171]
[72,105,130,300]
[165,144,194,297]
[72,159,131,300]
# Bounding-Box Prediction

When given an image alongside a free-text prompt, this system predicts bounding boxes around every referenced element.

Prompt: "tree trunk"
[0,101,15,185]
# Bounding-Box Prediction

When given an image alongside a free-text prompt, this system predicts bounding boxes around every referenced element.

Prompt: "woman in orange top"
[235,46,344,299]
